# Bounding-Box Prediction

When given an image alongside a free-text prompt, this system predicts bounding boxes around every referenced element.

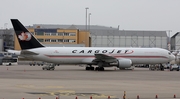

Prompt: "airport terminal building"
[0,29,14,51]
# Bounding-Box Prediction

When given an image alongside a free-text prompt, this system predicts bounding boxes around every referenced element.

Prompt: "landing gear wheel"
[95,67,104,71]
[85,65,95,71]
[86,67,90,70]
[90,67,94,70]
[99,67,104,71]
[95,67,99,71]
[86,66,94,70]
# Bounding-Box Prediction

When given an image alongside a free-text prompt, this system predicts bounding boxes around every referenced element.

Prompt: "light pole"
[85,7,89,47]
[168,30,172,51]
[88,13,91,31]
[85,7,89,32]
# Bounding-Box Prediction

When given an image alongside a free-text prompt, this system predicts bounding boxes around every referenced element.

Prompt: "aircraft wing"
[93,54,117,63]
[6,49,21,55]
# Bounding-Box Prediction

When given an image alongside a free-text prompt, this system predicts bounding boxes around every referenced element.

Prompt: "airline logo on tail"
[18,32,32,41]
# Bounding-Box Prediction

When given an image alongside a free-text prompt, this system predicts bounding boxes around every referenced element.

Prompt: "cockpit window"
[168,52,171,55]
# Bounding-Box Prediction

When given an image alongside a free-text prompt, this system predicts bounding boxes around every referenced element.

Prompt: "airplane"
[8,19,175,71]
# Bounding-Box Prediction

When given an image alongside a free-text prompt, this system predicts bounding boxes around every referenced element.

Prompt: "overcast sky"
[0,0,180,36]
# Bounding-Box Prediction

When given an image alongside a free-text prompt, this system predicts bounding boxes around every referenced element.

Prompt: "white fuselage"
[21,47,174,65]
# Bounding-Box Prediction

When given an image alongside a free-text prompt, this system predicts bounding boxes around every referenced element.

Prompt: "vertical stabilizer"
[11,19,44,50]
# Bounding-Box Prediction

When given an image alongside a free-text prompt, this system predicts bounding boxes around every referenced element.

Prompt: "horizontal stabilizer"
[21,50,39,55]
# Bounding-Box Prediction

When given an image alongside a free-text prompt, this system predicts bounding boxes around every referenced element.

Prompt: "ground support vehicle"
[42,63,55,70]
[170,64,180,71]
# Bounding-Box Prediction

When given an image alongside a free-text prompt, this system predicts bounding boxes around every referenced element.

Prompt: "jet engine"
[117,59,132,68]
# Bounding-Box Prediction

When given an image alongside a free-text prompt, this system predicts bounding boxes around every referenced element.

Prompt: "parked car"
[170,64,180,71]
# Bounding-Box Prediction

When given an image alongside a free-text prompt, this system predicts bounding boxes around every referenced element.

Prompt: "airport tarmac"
[0,65,180,99]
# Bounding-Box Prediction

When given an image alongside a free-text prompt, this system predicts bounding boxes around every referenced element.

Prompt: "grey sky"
[0,0,180,36]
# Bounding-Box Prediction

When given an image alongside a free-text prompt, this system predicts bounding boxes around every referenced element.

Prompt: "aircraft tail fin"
[11,19,44,50]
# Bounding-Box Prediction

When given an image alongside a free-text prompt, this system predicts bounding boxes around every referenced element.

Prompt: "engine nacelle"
[117,59,132,68]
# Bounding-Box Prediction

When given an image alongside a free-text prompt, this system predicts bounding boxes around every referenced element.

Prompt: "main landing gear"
[85,65,94,70]
[95,67,104,71]
[85,65,105,71]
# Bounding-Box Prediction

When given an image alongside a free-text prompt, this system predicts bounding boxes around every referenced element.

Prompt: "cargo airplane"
[8,19,175,71]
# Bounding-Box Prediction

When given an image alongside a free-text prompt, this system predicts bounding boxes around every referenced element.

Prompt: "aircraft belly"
[42,57,83,64]
[32,53,169,65]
